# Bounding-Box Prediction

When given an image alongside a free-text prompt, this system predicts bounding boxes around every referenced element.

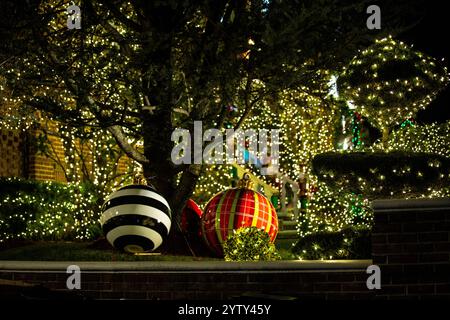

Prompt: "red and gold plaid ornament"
[201,174,278,256]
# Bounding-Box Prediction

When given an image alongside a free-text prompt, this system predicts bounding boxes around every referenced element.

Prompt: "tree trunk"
[382,127,390,149]
[139,24,203,255]
[142,106,202,255]
[161,164,202,255]
[170,164,202,221]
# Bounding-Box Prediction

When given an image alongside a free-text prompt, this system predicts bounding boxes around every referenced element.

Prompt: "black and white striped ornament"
[100,184,172,253]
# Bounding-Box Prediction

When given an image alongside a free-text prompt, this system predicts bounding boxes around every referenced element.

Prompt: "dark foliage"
[312,151,450,199]
[292,226,371,260]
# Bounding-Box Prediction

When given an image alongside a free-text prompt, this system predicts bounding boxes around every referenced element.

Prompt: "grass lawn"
[0,241,220,261]
[0,240,296,261]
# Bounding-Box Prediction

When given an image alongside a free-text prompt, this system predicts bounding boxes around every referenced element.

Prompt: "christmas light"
[338,36,449,135]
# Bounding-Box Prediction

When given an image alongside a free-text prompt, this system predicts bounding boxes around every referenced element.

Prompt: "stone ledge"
[372,198,450,212]
[0,260,372,272]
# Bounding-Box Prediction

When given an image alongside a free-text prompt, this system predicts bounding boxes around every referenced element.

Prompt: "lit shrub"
[223,227,281,261]
[292,226,371,260]
[312,151,450,199]
[0,177,101,242]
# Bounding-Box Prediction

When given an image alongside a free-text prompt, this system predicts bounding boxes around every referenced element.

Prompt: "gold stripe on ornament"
[228,189,240,237]
[215,190,228,244]
[265,198,272,233]
[251,191,260,227]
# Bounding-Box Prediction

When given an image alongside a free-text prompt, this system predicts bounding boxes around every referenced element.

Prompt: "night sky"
[396,1,450,123]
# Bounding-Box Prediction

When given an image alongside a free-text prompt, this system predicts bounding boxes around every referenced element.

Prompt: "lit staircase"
[277,209,299,239]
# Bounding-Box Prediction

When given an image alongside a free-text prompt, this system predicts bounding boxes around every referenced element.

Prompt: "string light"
[0,177,101,242]
[338,36,449,132]
[1,9,448,263]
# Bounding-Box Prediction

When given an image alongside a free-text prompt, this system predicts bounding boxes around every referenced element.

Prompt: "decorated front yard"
[0,1,449,265]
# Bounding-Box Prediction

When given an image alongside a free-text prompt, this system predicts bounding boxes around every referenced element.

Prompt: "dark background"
[396,1,450,123]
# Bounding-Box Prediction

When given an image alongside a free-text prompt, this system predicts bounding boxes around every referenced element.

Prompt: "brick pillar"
[372,198,450,299]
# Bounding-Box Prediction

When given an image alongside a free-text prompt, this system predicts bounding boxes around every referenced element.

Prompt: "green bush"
[386,121,450,158]
[337,37,449,130]
[0,177,102,242]
[223,227,281,261]
[312,151,450,199]
[296,182,373,238]
[292,226,371,260]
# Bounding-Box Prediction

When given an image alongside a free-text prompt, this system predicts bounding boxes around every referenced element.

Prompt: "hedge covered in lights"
[338,36,449,130]
[385,120,450,158]
[0,178,102,242]
[312,151,450,199]
[223,227,281,261]
[292,226,371,260]
[296,182,372,238]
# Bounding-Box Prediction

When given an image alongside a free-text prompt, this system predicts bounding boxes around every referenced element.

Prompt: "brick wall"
[0,262,373,300]
[0,126,133,184]
[0,127,67,182]
[0,129,25,178]
[27,128,67,182]
[372,198,450,299]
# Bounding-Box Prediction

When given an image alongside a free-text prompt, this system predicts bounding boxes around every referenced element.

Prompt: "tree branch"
[85,1,133,57]
[107,125,149,164]
[103,0,143,32]
[233,77,263,130]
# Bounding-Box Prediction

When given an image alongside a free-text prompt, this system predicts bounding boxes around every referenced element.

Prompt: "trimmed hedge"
[312,151,450,199]
[0,178,102,241]
[223,227,281,261]
[336,37,449,130]
[292,227,371,260]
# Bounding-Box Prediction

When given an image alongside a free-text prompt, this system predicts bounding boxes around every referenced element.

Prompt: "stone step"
[280,220,297,226]
[277,230,298,238]
[276,212,291,218]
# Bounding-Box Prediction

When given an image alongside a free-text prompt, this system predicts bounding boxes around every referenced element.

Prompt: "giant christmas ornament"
[201,174,278,256]
[101,184,172,253]
[181,199,203,236]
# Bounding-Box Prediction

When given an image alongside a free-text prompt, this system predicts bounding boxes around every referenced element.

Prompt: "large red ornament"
[181,199,202,236]
[201,175,278,256]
